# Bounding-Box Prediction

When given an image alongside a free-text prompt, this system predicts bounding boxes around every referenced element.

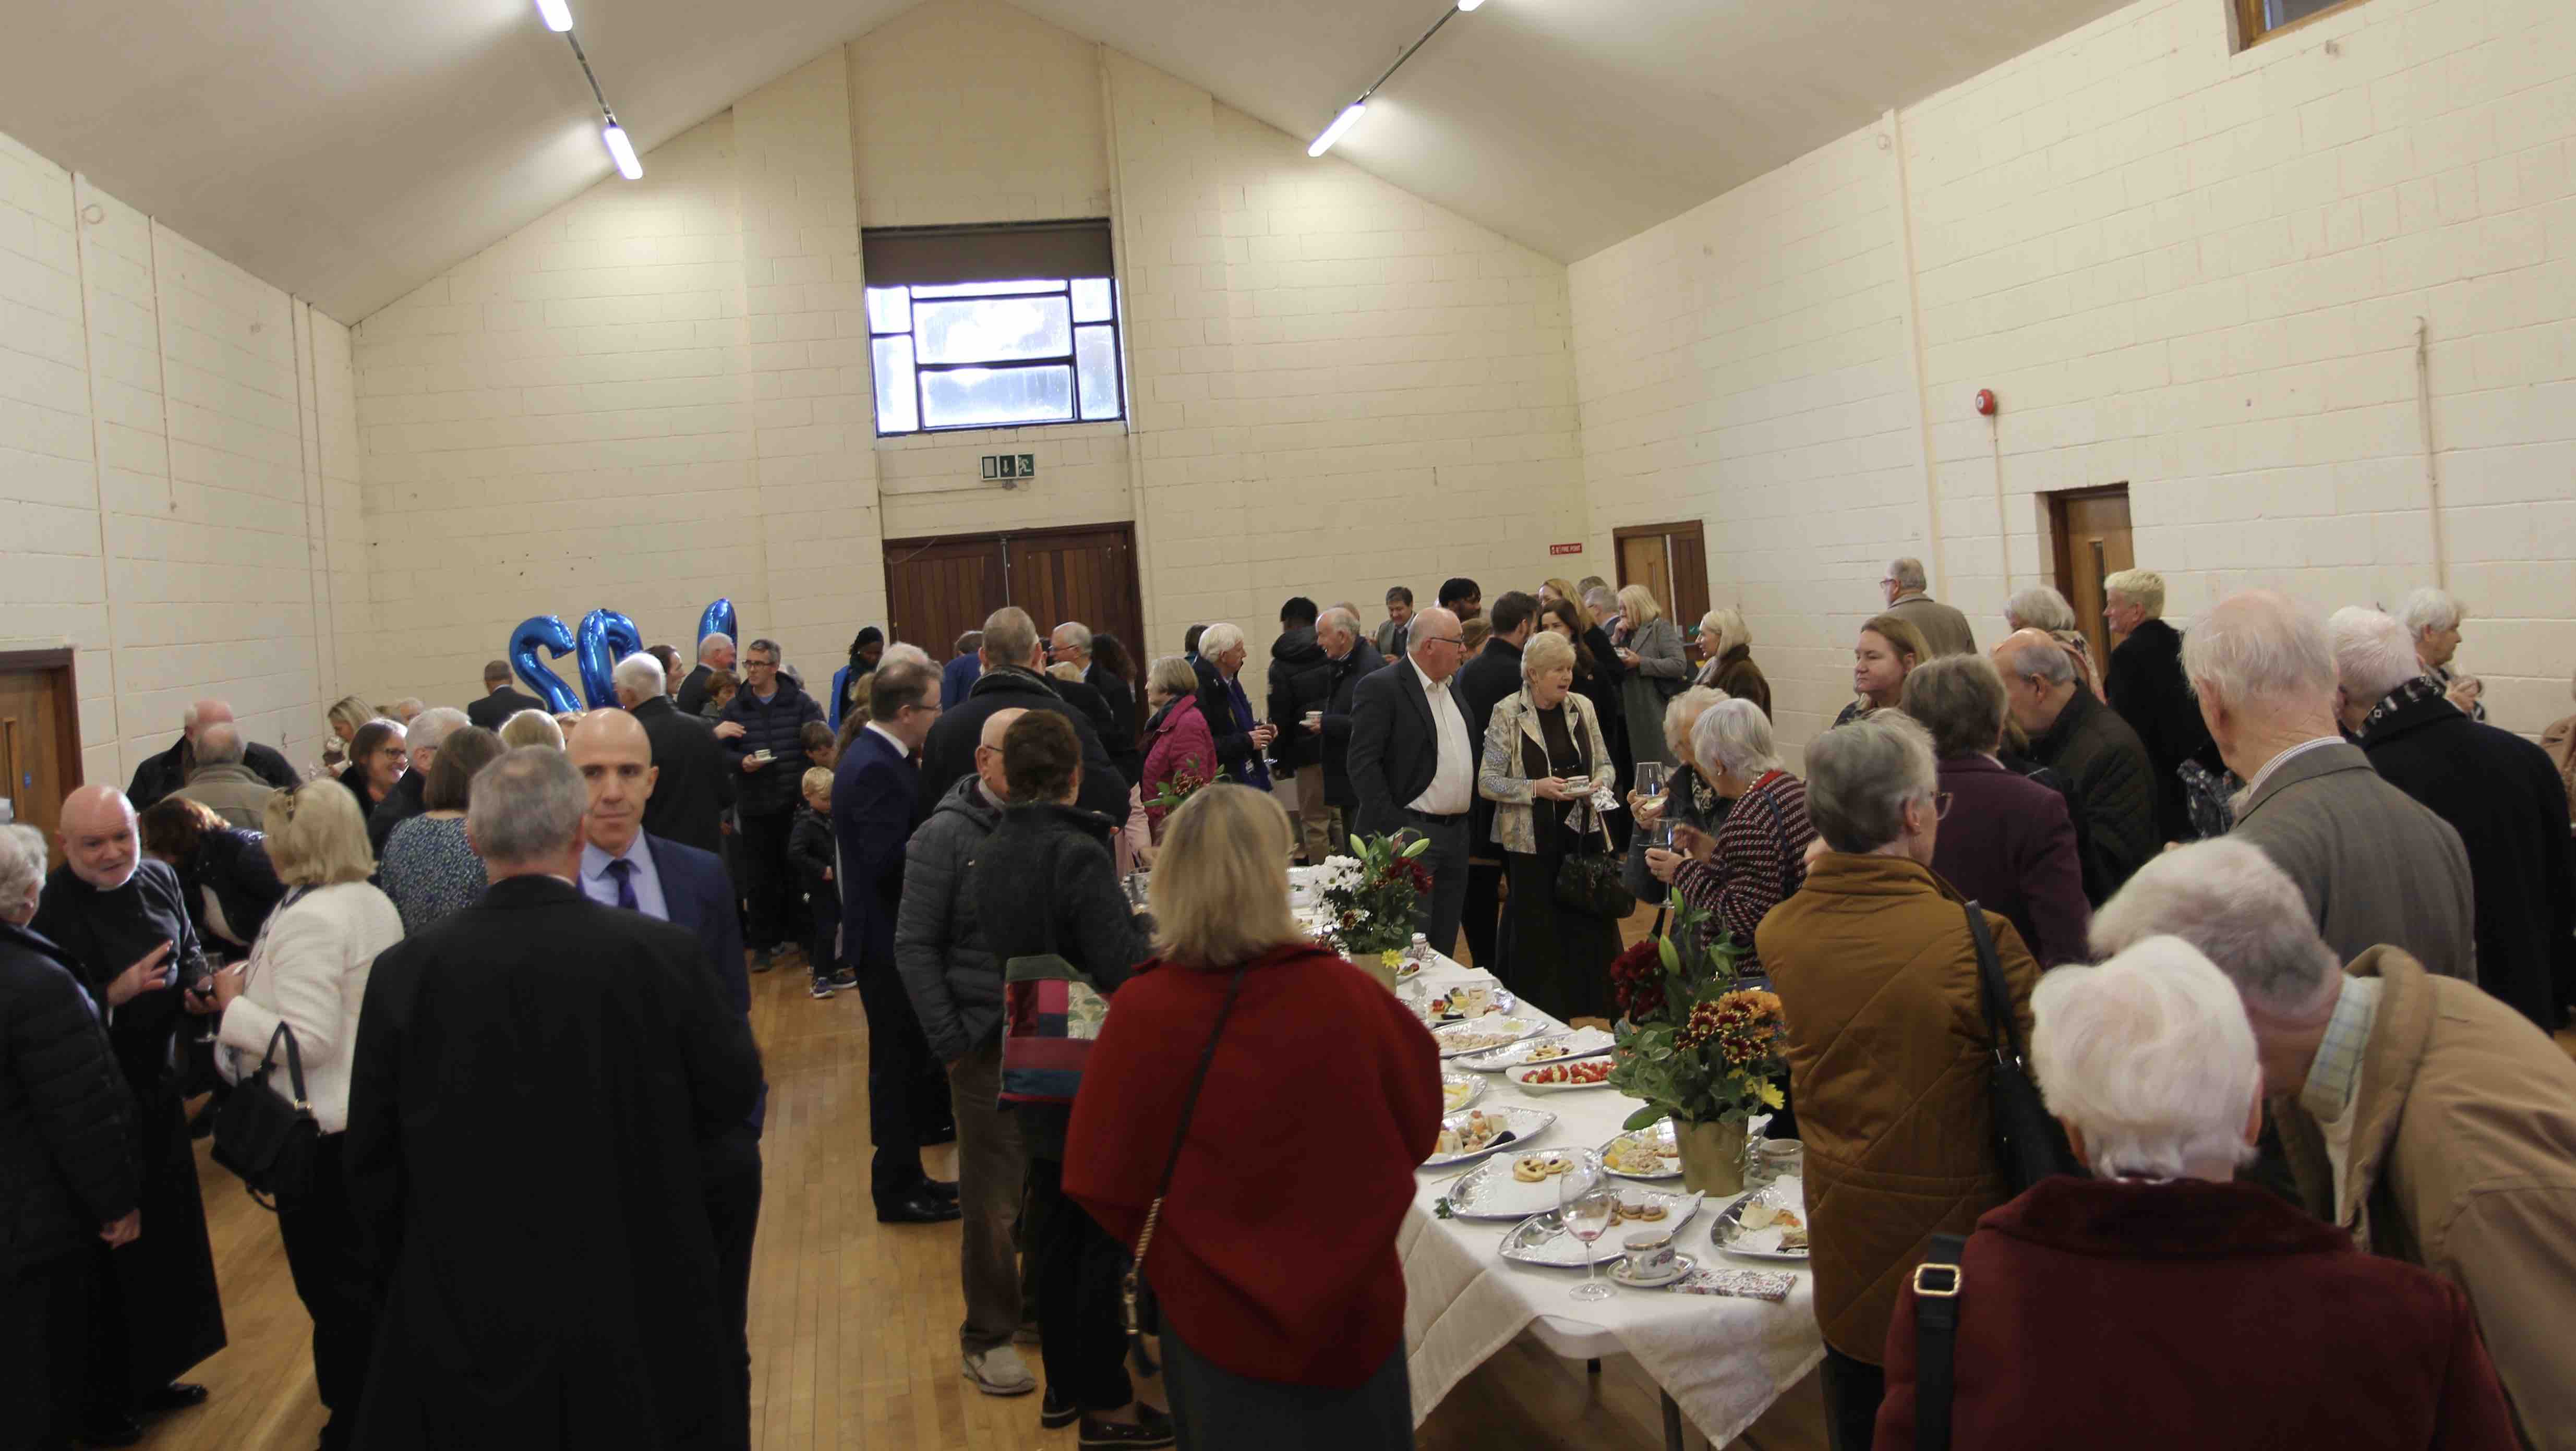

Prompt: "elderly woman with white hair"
[498,708,565,752]
[1689,606,1771,717]
[1623,685,1729,899]
[2397,586,2484,720]
[2001,585,2101,702]
[1644,698,1815,979]
[1869,938,2521,1450]
[1753,712,2042,1447]
[1478,630,1624,1021]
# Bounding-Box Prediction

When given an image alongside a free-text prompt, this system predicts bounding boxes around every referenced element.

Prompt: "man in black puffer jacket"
[919,609,1128,825]
[1266,597,1338,863]
[1,823,141,1451]
[720,638,826,970]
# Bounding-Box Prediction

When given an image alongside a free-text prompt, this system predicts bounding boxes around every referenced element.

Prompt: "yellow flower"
[1755,1080,1785,1110]
[1380,949,1405,969]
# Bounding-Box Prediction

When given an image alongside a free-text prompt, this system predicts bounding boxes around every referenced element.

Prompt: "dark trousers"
[1401,811,1471,959]
[1,1249,91,1451]
[703,1125,763,1443]
[276,1135,378,1451]
[804,882,841,985]
[851,957,931,1202]
[1026,1155,1130,1413]
[1460,860,1503,969]
[1820,1346,1885,1451]
[1161,1315,1411,1451]
[738,808,794,952]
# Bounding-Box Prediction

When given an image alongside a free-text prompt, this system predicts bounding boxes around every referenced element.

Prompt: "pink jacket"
[1140,697,1218,837]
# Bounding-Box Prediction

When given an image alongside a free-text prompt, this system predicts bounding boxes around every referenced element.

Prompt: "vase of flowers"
[1606,892,1789,1195]
[1318,832,1432,989]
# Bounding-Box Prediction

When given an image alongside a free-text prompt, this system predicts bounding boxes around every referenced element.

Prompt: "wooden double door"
[1614,521,1711,632]
[882,524,1146,704]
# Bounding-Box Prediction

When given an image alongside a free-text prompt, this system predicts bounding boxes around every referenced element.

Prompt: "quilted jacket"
[0,920,137,1273]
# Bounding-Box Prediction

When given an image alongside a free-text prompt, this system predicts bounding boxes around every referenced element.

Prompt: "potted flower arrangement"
[1317,832,1432,989]
[1606,892,1788,1194]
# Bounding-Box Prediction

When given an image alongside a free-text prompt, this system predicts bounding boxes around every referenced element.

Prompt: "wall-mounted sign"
[1548,542,1584,556]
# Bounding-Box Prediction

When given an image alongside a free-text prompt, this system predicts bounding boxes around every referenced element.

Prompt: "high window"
[2237,0,2369,47]
[861,221,1122,436]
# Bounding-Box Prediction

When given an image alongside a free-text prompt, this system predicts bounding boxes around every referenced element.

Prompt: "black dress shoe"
[1079,1405,1176,1448]
[921,1177,960,1202]
[1040,1388,1079,1429]
[876,1190,962,1225]
[139,1383,209,1414]
[78,1413,143,1447]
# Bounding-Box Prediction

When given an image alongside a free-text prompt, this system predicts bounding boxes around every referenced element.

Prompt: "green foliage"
[1606,891,1787,1127]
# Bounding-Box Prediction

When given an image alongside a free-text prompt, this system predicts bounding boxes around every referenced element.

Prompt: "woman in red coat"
[1873,937,2517,1451]
[1066,784,1441,1449]
[1138,655,1219,840]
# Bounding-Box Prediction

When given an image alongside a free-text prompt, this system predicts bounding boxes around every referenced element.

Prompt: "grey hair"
[2327,607,2421,705]
[2102,569,2165,617]
[407,706,468,755]
[1691,697,1783,780]
[2088,838,2342,1016]
[2396,586,2464,637]
[0,822,49,909]
[1662,684,1727,761]
[881,643,932,669]
[498,708,564,751]
[612,651,667,702]
[1147,654,1199,699]
[1053,621,1094,653]
[1317,606,1361,639]
[465,746,588,865]
[1802,711,1937,853]
[698,632,734,663]
[2031,937,2262,1181]
[1899,654,2009,759]
[1887,557,1929,593]
[1198,622,1246,659]
[1997,632,2076,687]
[1582,587,1618,616]
[2004,586,2076,633]
[196,722,246,766]
[744,638,781,665]
[982,608,1039,667]
[2180,590,2334,711]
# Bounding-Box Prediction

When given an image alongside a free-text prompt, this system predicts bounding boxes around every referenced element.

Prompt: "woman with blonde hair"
[206,781,402,1451]
[1691,606,1771,718]
[1539,577,1580,608]
[1833,613,1931,729]
[320,695,374,775]
[1066,785,1439,1449]
[1479,630,1623,1020]
[498,709,565,751]
[1611,584,1688,765]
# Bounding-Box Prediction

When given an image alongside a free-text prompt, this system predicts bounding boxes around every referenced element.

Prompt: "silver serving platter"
[1598,1118,1683,1181]
[1456,1024,1616,1072]
[1498,1188,1707,1267]
[1443,1146,1603,1219]
[1421,1105,1555,1170]
[1432,1016,1542,1059]
[1710,1176,1810,1261]
[1440,1069,1485,1115]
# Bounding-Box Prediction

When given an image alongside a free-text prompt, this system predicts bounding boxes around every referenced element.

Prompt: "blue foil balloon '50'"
[508,616,583,714]
[576,609,645,709]
[696,598,737,652]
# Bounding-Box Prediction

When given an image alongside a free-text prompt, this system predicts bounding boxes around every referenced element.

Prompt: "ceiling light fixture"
[1306,1,1481,159]
[533,0,573,32]
[546,26,644,181]
[602,122,643,180]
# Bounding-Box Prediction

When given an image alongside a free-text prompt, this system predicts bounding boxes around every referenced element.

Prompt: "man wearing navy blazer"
[834,658,960,1225]
[567,710,765,1435]
[1346,606,1476,957]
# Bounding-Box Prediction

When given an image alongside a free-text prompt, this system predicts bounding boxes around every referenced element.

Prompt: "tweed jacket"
[2229,742,2476,983]
[1476,688,1614,857]
[1885,592,1977,658]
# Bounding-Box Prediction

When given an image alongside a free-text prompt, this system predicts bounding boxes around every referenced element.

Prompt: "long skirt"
[1495,825,1622,1022]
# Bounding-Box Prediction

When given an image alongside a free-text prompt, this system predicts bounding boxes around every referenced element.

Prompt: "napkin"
[1669,1266,1796,1302]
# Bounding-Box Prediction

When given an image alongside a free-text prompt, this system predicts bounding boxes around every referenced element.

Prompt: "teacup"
[1621,1230,1677,1279]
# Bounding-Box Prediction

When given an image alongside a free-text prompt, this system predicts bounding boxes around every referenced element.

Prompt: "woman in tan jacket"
[1753,712,2042,1451]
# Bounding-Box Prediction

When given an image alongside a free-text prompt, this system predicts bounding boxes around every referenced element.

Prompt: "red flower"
[1607,938,1665,1020]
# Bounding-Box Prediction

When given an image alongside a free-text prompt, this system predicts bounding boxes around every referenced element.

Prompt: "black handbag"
[1553,809,1633,920]
[1961,901,2080,1192]
[211,1020,321,1210]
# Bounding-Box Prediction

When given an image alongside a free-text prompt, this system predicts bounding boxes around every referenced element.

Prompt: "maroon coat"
[1928,754,2091,967]
[1875,1176,2519,1451]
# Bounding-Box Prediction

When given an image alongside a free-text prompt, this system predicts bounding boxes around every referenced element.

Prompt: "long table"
[1398,954,1824,1449]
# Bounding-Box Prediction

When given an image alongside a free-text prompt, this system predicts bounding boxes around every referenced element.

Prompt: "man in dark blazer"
[1997,628,2157,904]
[2334,608,2574,1029]
[835,658,960,1224]
[1453,591,1537,968]
[614,652,733,855]
[2100,570,2217,842]
[346,746,762,1451]
[920,610,1126,825]
[1347,607,1475,956]
[1314,608,1386,839]
[465,660,547,732]
[126,697,299,811]
[675,634,736,719]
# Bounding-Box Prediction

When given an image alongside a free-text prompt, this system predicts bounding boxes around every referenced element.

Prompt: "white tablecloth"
[1399,957,1824,1446]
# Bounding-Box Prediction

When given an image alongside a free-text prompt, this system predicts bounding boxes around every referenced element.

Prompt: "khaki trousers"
[1272,768,1335,863]
[947,1039,1027,1354]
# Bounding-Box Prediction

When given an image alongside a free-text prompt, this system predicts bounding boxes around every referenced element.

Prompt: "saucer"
[1609,1251,1697,1289]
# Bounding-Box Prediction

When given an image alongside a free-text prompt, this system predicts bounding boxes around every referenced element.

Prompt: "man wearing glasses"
[720,637,825,971]
[1346,606,1475,957]
[1993,628,2154,904]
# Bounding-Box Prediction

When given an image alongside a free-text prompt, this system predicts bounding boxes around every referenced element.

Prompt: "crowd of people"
[4,557,2573,1451]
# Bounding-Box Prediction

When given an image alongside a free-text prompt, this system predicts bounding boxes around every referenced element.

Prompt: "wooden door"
[883,536,1007,663]
[1613,521,1711,632]
[0,649,82,869]
[2049,486,2135,666]
[882,524,1147,720]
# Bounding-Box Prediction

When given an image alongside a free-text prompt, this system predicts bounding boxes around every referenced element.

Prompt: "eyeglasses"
[1931,791,1954,820]
[1422,635,1465,648]
[746,658,778,671]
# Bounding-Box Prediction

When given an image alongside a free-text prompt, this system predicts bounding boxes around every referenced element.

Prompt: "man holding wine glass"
[1190,624,1274,793]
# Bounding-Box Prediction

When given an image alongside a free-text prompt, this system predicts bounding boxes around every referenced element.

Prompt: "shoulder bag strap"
[1960,900,2023,1065]
[1912,1231,1968,1451]
[1123,961,1253,1373]
[255,1020,314,1112]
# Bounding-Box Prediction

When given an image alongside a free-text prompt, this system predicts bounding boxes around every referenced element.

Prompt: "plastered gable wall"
[0,129,362,786]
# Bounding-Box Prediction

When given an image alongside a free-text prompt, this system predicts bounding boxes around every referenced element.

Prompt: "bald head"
[59,784,140,890]
[1991,627,2078,736]
[183,698,234,741]
[566,709,657,856]
[976,707,1028,801]
[195,722,246,768]
[1406,606,1466,683]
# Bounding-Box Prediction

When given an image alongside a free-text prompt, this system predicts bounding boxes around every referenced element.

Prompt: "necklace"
[1689,769,1718,817]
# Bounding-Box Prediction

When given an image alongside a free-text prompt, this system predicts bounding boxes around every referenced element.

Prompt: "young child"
[787,767,846,1000]
[801,719,837,771]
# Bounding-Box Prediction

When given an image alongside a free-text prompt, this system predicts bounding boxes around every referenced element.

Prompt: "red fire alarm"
[1974,388,1999,417]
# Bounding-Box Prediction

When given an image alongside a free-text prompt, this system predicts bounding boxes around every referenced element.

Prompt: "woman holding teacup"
[1476,630,1622,1022]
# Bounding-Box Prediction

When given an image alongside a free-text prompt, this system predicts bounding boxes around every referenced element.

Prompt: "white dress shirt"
[581,833,670,922]
[2243,733,2346,802]
[1409,659,1475,817]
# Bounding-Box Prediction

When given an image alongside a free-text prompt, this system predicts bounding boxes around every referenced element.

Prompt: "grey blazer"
[2229,742,2476,982]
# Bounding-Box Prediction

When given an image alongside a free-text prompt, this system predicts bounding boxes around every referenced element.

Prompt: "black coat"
[1086,663,1142,782]
[172,827,285,959]
[674,663,716,721]
[126,734,300,812]
[2360,693,2576,1030]
[2103,618,2218,843]
[0,919,137,1275]
[967,802,1150,1157]
[466,685,547,732]
[2027,687,2158,905]
[1052,675,1122,763]
[368,767,428,858]
[1319,639,1388,809]
[1347,660,1476,838]
[1266,628,1336,772]
[719,674,825,818]
[346,875,763,1451]
[787,804,836,902]
[635,695,735,856]
[1191,657,1262,782]
[919,667,1129,823]
[1456,638,1525,854]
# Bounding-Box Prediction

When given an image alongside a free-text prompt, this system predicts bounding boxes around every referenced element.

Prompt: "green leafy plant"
[1607,892,1789,1132]
[1320,831,1433,962]
[1146,767,1211,816]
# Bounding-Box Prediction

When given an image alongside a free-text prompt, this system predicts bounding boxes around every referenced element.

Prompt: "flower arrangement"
[1145,768,1212,820]
[1607,892,1788,1133]
[1318,831,1432,970]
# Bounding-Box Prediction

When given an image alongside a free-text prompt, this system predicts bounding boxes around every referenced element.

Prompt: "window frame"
[864,276,1125,438]
[2234,0,2371,50]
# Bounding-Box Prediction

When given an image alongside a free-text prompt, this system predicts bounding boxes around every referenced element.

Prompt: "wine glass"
[1559,1171,1616,1301]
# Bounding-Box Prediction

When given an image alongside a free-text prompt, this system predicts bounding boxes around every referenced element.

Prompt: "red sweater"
[1065,942,1442,1387]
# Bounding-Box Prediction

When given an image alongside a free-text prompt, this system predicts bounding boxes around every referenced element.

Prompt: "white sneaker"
[962,1345,1037,1397]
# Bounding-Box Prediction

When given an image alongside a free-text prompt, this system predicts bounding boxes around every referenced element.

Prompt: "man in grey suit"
[1880,557,1977,657]
[2182,590,2474,982]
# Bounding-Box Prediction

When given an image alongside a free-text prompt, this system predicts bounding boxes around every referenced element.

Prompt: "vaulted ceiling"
[0,0,2130,323]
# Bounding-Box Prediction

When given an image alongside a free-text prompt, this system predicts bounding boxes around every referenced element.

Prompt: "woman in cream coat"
[1479,631,1624,1022]
[209,781,403,1451]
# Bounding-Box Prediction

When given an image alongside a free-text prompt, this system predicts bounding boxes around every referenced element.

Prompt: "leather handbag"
[211,1021,321,1210]
[1553,807,1633,920]
[1961,901,2081,1192]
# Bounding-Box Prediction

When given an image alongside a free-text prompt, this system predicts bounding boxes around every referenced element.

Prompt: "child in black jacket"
[788,769,846,999]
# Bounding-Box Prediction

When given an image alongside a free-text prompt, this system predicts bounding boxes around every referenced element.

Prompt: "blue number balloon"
[575,609,645,709]
[696,598,738,652]
[509,615,582,714]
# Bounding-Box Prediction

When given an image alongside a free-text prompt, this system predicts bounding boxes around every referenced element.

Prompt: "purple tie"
[605,857,639,912]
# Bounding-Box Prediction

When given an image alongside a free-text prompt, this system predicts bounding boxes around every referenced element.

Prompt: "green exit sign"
[981,453,1039,481]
